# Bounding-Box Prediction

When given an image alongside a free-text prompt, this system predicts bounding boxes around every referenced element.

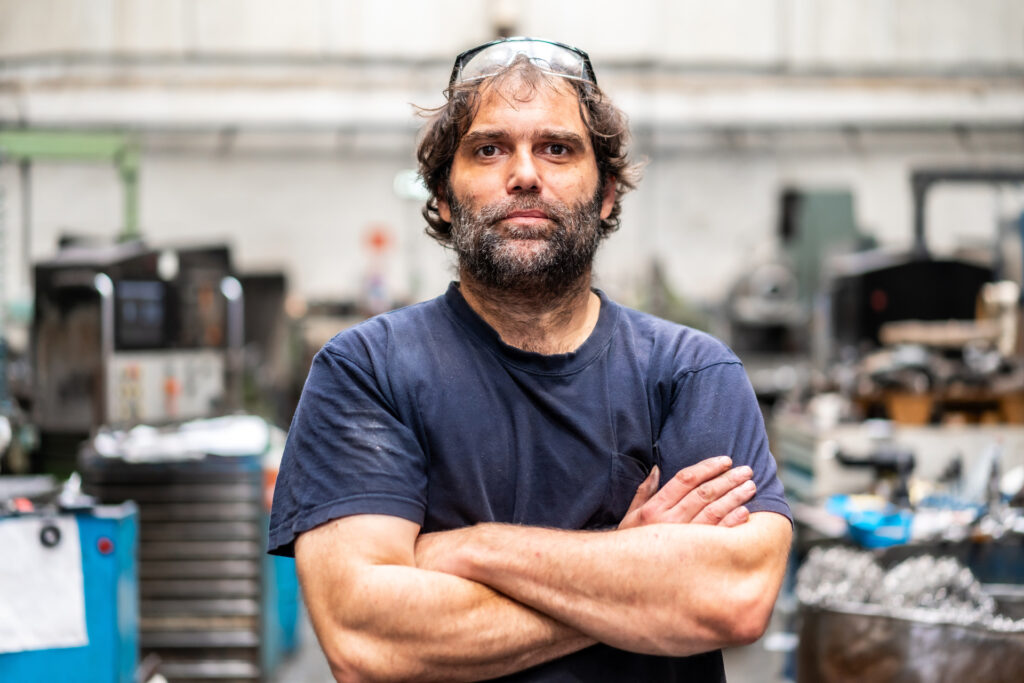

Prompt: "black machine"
[32,241,243,473]
[830,253,993,352]
[829,168,1024,356]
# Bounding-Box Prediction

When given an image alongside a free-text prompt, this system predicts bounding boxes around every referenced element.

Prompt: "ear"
[437,188,452,223]
[599,179,615,220]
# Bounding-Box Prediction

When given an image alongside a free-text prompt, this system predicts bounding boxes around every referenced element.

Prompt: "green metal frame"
[0,130,140,239]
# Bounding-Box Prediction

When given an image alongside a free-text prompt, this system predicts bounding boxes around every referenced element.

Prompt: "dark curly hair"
[416,58,642,246]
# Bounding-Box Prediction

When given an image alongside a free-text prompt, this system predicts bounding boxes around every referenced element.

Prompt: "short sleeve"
[267,346,428,556]
[656,361,791,521]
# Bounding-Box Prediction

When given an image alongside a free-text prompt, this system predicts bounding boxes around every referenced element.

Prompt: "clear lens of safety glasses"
[450,37,596,87]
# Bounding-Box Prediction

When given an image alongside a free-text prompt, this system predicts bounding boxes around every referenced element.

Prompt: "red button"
[870,289,888,312]
[97,537,114,555]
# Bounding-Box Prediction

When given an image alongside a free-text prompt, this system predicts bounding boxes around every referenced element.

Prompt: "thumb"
[622,465,660,519]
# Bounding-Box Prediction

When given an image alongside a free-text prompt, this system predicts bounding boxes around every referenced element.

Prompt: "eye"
[546,143,569,156]
[476,144,500,157]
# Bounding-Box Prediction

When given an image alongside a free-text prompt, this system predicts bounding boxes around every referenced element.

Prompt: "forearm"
[297,518,592,683]
[332,565,590,681]
[423,513,791,657]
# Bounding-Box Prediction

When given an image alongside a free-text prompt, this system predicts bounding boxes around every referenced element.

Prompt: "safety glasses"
[449,37,597,88]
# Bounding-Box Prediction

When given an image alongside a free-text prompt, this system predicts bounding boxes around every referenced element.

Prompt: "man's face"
[438,77,616,292]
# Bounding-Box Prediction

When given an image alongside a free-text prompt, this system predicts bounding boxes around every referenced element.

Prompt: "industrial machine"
[727,188,871,407]
[773,410,1024,503]
[828,250,994,356]
[775,167,1024,502]
[824,168,1024,361]
[78,416,299,682]
[32,241,242,473]
[0,479,138,683]
[770,169,1024,680]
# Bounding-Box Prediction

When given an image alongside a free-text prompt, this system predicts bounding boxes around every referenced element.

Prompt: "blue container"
[846,508,914,548]
[825,494,914,549]
[0,503,138,682]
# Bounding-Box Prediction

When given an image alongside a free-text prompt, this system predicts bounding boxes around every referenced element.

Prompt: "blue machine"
[80,443,300,680]
[0,502,138,682]
[263,552,301,673]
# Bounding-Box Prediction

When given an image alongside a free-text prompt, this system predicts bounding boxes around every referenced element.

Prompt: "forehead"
[464,77,591,144]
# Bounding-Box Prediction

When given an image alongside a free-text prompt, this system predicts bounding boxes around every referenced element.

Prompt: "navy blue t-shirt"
[269,282,791,681]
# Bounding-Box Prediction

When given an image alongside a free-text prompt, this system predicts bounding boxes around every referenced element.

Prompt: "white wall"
[1,0,1023,313]
[2,0,1022,67]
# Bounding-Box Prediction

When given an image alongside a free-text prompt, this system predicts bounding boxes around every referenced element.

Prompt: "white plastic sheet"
[0,516,87,653]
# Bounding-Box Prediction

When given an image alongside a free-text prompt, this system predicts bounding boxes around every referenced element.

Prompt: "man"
[269,37,792,682]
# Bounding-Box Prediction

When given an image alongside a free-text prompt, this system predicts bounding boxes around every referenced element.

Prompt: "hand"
[618,456,755,530]
[414,531,446,572]
[414,525,467,575]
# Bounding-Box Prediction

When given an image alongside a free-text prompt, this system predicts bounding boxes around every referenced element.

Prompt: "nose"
[506,147,540,194]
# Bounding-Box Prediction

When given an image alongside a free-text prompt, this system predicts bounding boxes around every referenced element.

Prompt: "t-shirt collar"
[442,281,619,375]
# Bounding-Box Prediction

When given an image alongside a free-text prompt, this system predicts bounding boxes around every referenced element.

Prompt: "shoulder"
[610,301,740,376]
[319,294,454,370]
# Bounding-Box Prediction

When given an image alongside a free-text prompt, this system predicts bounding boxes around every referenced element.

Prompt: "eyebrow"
[460,128,587,149]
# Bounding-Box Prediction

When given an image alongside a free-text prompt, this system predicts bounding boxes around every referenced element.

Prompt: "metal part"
[94,273,114,426]
[220,276,244,412]
[798,604,1024,683]
[80,449,267,682]
[772,413,1024,503]
[18,160,30,292]
[911,168,1024,260]
[0,130,141,241]
[834,445,915,507]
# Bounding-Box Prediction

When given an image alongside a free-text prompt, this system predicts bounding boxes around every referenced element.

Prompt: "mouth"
[504,209,549,220]
[499,210,552,234]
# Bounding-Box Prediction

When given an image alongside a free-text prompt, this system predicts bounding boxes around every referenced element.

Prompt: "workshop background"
[1,1,1023,682]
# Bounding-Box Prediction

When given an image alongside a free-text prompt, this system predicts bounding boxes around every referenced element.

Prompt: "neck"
[458,269,600,354]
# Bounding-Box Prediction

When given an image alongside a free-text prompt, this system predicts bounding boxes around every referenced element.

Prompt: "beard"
[448,184,606,295]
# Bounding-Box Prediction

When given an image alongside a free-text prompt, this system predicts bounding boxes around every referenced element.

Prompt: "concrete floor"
[271,605,794,683]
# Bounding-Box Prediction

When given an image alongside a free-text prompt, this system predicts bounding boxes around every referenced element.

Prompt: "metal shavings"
[797,546,1024,632]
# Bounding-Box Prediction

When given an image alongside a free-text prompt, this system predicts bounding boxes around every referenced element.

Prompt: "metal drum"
[798,603,1024,683]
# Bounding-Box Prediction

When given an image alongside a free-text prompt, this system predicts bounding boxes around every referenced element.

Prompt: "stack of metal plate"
[80,449,265,682]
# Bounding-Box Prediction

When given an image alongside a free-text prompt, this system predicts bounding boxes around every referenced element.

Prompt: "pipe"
[219,276,244,413]
[910,168,1024,260]
[93,273,115,427]
[18,160,31,295]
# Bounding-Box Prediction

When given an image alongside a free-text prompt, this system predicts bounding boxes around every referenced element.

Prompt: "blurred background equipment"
[827,168,1024,361]
[795,547,1024,683]
[0,476,139,682]
[726,188,874,410]
[770,164,1024,682]
[31,241,242,476]
[79,415,298,683]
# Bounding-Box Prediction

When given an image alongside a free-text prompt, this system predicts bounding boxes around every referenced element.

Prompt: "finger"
[650,456,732,511]
[691,479,756,525]
[718,505,750,527]
[661,466,753,523]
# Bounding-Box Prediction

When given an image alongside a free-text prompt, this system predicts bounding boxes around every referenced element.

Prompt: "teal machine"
[0,493,139,682]
[0,452,298,683]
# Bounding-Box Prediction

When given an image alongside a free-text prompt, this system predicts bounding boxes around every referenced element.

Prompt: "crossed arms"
[295,457,792,683]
